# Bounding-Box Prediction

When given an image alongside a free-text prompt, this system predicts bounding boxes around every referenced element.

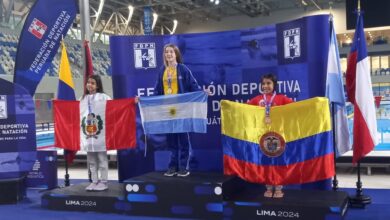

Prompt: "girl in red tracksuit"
[247,73,293,198]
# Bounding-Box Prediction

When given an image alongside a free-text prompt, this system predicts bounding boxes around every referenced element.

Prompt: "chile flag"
[346,12,378,164]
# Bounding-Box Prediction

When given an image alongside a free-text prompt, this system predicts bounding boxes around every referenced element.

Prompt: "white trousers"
[87,151,108,183]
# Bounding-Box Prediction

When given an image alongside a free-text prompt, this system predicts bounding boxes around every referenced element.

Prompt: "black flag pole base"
[349,161,370,208]
[332,178,339,191]
[64,173,70,187]
[349,194,371,208]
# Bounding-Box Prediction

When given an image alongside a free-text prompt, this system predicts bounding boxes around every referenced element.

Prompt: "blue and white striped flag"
[139,91,208,134]
[326,18,351,156]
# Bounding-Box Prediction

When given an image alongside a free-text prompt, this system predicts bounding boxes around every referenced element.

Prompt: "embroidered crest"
[258,100,265,107]
[259,131,286,157]
[81,113,103,139]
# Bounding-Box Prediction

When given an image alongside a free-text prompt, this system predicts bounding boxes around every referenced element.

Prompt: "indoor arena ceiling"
[6,0,345,35]
[88,0,344,32]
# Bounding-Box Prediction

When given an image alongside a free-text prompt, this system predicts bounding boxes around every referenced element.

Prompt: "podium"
[41,173,349,219]
[0,176,26,204]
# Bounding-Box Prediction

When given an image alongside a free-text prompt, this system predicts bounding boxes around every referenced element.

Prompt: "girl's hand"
[204,89,211,96]
[135,96,139,104]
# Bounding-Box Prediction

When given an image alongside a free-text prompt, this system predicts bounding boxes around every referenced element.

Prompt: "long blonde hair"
[163,44,183,67]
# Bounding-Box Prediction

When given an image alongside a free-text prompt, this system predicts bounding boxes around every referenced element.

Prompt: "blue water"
[36,132,54,148]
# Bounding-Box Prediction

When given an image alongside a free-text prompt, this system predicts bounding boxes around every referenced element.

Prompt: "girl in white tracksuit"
[81,75,111,191]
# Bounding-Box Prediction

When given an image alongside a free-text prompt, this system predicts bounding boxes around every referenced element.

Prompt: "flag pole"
[64,150,70,187]
[61,36,71,187]
[328,10,339,191]
[349,160,371,208]
[349,0,371,208]
[331,104,339,191]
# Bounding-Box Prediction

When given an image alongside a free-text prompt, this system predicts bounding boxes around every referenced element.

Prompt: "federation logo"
[0,95,7,119]
[134,43,156,69]
[28,18,47,39]
[81,113,103,139]
[259,131,286,157]
[283,28,300,59]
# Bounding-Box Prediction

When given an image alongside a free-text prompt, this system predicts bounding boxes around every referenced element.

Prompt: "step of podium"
[41,182,128,213]
[123,171,228,219]
[223,177,349,220]
[0,176,26,204]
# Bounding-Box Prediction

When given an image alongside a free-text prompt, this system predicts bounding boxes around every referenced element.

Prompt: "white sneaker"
[177,170,190,177]
[94,182,108,191]
[85,182,98,191]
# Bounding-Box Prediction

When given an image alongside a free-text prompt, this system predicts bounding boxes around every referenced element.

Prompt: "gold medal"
[264,116,271,124]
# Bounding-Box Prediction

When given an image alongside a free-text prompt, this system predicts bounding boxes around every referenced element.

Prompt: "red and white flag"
[346,13,377,164]
[54,98,137,151]
[83,40,94,94]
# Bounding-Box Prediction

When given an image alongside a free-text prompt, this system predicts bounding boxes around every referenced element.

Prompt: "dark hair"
[163,44,183,66]
[261,73,277,91]
[84,75,104,96]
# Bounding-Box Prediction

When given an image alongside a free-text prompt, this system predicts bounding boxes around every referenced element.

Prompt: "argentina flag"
[326,18,350,156]
[139,91,208,134]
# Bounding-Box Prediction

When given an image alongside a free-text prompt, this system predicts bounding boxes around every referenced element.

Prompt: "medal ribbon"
[87,94,95,114]
[167,67,173,94]
[263,91,276,118]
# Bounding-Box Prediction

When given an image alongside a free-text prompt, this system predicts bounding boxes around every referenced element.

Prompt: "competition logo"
[259,131,286,157]
[32,160,41,171]
[283,28,300,59]
[81,113,103,139]
[0,95,7,119]
[28,18,47,39]
[134,43,156,69]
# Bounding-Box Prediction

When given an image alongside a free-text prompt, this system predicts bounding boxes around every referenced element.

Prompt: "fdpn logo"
[134,43,157,69]
[0,95,7,119]
[283,28,301,59]
[28,18,47,39]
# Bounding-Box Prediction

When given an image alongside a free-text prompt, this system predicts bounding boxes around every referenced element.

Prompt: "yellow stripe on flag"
[58,41,74,89]
[221,97,331,144]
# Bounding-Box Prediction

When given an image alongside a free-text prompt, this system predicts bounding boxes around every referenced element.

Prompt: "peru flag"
[54,99,136,151]
[346,13,377,164]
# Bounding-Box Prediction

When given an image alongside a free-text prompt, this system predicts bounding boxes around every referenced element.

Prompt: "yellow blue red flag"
[56,41,77,163]
[57,41,75,100]
[221,97,335,185]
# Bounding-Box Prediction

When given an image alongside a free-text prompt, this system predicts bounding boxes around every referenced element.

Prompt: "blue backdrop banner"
[13,0,77,96]
[0,78,36,179]
[110,15,330,182]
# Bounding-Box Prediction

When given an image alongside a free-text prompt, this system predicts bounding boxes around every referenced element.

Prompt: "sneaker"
[164,168,177,177]
[85,182,97,191]
[177,170,190,177]
[94,182,108,191]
